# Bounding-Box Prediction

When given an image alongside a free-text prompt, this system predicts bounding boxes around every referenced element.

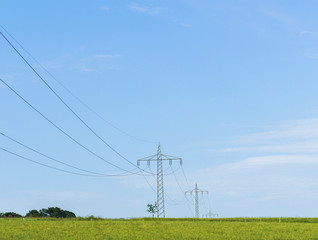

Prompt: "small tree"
[39,207,76,218]
[147,203,158,218]
[2,212,22,218]
[26,209,42,218]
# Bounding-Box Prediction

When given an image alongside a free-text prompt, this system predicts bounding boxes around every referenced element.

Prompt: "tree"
[147,203,158,218]
[39,207,76,218]
[1,212,22,218]
[26,209,42,218]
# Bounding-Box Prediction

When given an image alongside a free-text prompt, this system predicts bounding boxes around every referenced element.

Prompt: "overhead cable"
[0,146,128,177]
[0,77,144,176]
[0,31,144,171]
[0,24,156,144]
[0,131,129,177]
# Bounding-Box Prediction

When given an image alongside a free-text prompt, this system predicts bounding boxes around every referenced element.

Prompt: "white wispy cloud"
[129,3,162,15]
[76,66,95,72]
[43,62,62,69]
[301,48,318,59]
[179,22,192,28]
[128,3,192,29]
[224,118,318,145]
[46,50,123,73]
[94,54,121,59]
[263,10,293,26]
[184,118,318,203]
[219,142,318,154]
[0,74,17,81]
[73,63,121,72]
[0,74,17,87]
[100,6,110,11]
[300,30,318,37]
[74,54,122,72]
[217,125,318,154]
[262,10,297,31]
[188,154,318,200]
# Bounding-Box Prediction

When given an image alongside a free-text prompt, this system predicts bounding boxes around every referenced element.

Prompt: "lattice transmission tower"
[137,143,182,218]
[185,183,208,218]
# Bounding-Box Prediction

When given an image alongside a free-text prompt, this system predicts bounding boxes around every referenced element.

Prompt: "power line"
[171,165,186,194]
[0,31,144,171]
[181,165,191,188]
[0,131,127,177]
[168,165,194,216]
[0,77,143,176]
[140,168,186,208]
[140,169,157,194]
[0,146,127,177]
[0,24,157,144]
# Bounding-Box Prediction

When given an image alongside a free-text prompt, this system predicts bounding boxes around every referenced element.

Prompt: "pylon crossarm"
[197,189,208,193]
[137,154,157,161]
[161,154,182,160]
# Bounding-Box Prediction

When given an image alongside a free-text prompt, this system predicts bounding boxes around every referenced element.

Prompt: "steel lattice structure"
[138,143,182,218]
[185,183,208,218]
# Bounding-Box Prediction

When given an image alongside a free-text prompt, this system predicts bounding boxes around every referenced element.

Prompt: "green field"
[1,218,318,240]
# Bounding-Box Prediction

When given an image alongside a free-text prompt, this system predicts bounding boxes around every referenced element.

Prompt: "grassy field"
[0,218,318,240]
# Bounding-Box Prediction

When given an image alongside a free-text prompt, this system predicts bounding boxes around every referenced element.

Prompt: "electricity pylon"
[185,183,208,218]
[202,210,218,218]
[137,143,182,218]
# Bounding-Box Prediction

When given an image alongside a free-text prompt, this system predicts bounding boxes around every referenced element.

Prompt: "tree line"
[0,207,76,218]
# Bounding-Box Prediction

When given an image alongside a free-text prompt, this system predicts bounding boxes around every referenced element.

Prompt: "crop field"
[0,218,318,240]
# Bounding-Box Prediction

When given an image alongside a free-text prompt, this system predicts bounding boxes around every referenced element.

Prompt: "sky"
[1,0,318,218]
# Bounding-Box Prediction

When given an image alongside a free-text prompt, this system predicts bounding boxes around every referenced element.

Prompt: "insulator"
[169,160,172,166]
[137,161,140,167]
[147,160,150,166]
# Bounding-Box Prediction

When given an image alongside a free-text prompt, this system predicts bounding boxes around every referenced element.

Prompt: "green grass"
[0,218,318,240]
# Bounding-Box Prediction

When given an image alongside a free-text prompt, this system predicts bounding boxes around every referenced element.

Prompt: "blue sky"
[1,0,318,218]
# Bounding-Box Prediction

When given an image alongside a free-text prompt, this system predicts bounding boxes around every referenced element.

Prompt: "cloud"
[0,74,16,81]
[262,10,296,31]
[219,142,318,154]
[129,3,162,15]
[179,22,192,28]
[189,154,318,200]
[263,10,293,25]
[240,155,318,165]
[225,118,318,144]
[75,54,122,72]
[76,66,95,72]
[94,54,121,59]
[100,6,110,11]
[43,62,62,69]
[184,118,318,204]
[300,30,318,37]
[216,119,318,154]
[301,48,318,59]
[47,50,123,73]
[73,64,121,72]
[128,3,192,29]
[0,74,17,88]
